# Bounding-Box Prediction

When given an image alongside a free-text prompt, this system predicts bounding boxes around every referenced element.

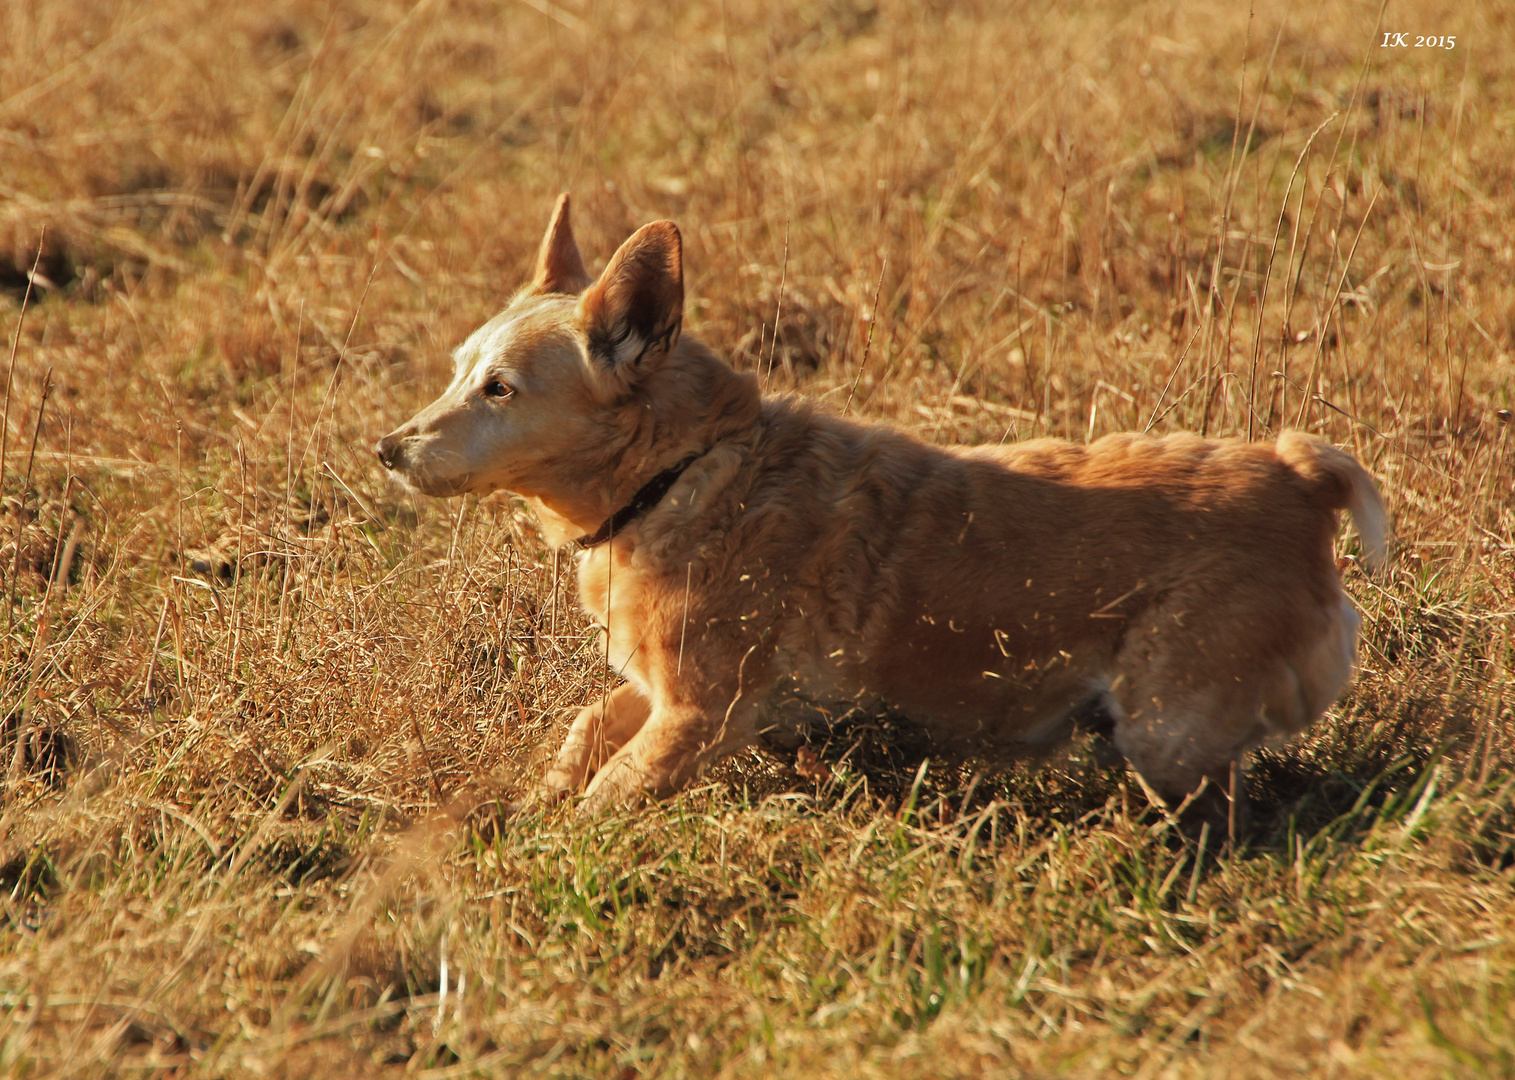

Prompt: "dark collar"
[574,452,704,548]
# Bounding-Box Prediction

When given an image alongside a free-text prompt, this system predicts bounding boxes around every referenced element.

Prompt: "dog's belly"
[752,637,1108,756]
[873,663,1109,749]
[858,592,1108,731]
[751,678,876,751]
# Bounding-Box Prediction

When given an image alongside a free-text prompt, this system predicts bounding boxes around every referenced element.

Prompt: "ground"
[1,0,1513,1076]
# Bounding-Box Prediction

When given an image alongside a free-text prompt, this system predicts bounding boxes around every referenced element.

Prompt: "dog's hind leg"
[1109,694,1257,843]
[538,683,653,798]
[1116,593,1361,840]
[1106,631,1270,842]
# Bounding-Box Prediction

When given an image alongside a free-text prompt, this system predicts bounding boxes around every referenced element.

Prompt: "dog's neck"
[523,466,668,549]
[524,497,590,549]
[574,453,704,548]
[526,336,763,551]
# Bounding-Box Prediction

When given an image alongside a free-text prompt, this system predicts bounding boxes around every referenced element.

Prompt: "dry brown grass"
[1,0,1513,1075]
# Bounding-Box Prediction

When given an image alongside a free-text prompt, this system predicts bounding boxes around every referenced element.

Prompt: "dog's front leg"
[537,683,653,799]
[577,705,750,815]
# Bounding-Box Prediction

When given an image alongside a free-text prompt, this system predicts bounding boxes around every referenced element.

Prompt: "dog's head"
[377,196,752,530]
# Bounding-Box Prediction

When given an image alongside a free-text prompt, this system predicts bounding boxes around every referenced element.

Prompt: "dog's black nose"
[375,433,401,470]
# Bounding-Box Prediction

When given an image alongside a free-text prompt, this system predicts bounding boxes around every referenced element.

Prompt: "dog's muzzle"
[375,432,405,471]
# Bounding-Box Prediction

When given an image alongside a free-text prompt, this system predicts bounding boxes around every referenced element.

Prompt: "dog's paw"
[576,770,657,818]
[443,783,567,838]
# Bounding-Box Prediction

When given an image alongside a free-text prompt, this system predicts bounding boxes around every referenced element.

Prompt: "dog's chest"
[576,544,649,677]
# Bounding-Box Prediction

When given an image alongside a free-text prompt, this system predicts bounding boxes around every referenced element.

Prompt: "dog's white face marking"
[448,308,524,391]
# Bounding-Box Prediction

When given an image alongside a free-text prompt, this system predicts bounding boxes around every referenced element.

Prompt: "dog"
[376,195,1389,835]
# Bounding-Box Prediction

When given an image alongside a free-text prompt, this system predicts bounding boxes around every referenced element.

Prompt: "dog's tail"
[1278,430,1391,573]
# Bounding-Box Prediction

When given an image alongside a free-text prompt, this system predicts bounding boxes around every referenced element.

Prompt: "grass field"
[2,0,1513,1075]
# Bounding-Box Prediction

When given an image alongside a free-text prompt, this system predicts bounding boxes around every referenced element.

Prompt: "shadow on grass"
[707,675,1496,862]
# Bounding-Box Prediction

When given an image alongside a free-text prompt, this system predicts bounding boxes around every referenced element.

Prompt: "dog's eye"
[482,380,514,399]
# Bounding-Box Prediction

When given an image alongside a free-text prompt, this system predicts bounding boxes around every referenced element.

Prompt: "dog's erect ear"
[531,193,591,295]
[577,221,683,375]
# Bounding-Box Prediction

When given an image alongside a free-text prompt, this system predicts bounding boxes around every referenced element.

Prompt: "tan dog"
[377,195,1389,834]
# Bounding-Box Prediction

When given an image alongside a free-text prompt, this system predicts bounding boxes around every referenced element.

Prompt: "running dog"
[376,195,1389,835]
